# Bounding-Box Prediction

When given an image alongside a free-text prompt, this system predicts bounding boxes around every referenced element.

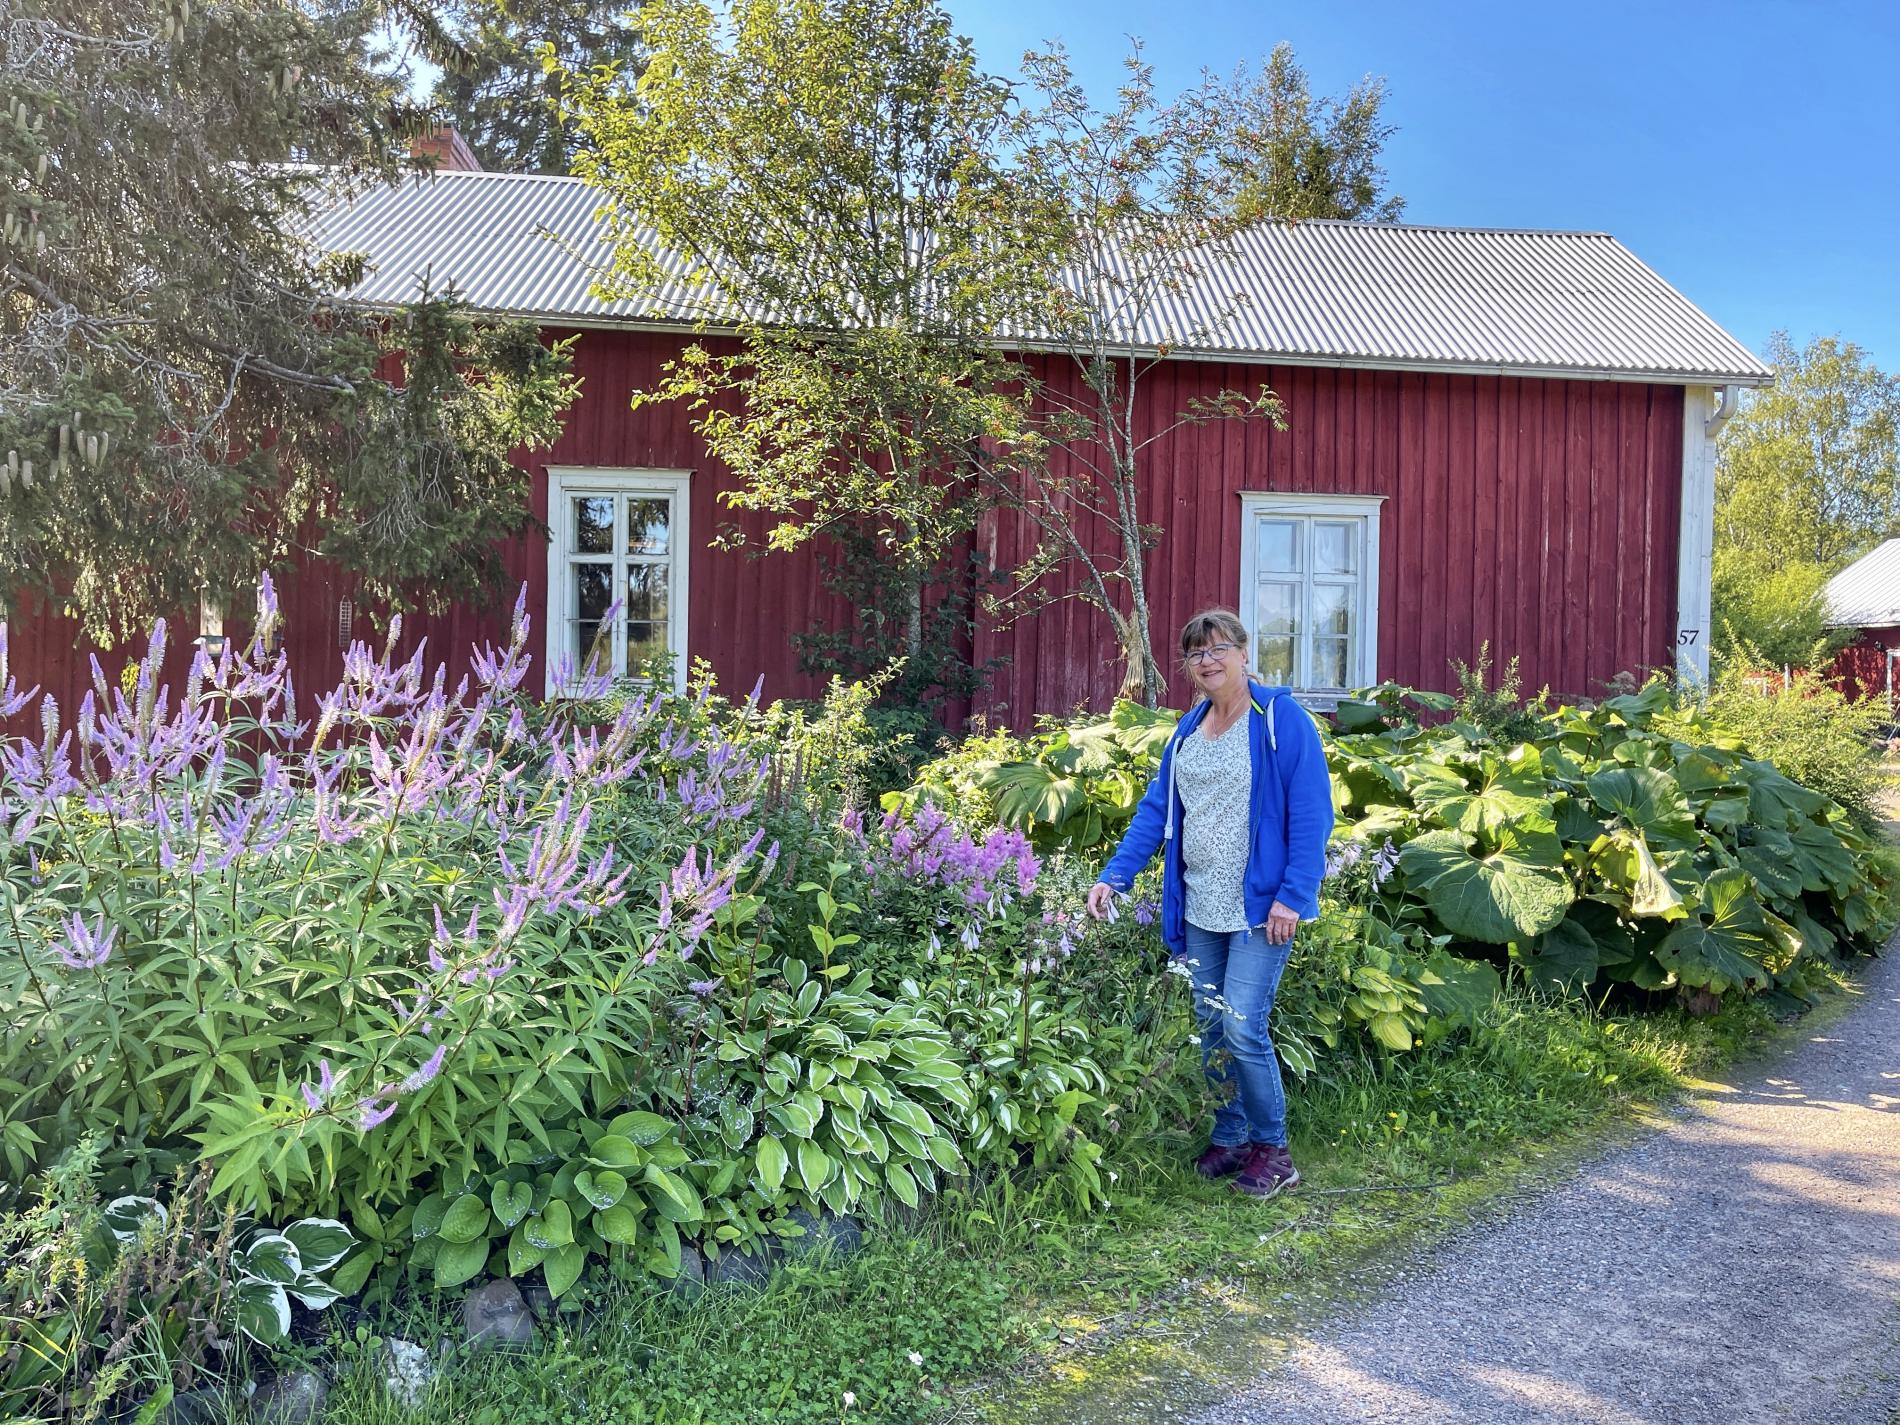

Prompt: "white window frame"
[1237,492,1385,704]
[545,467,692,695]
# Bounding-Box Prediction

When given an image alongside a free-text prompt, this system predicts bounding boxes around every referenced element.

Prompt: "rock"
[252,1369,328,1425]
[668,1244,707,1301]
[463,1279,535,1351]
[382,1338,434,1408]
[784,1208,863,1259]
[706,1240,780,1289]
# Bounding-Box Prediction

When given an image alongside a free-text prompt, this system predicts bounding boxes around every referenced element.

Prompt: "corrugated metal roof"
[304,169,1773,385]
[1825,538,1900,628]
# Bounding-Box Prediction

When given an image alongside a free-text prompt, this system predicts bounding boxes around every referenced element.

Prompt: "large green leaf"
[797,1139,834,1194]
[433,1235,489,1290]
[1408,746,1554,841]
[1734,828,1804,902]
[1740,760,1828,831]
[756,1135,789,1194]
[1654,868,1772,995]
[973,761,1087,834]
[1109,699,1179,758]
[1518,917,1604,994]
[543,1243,586,1298]
[1398,827,1574,943]
[439,1194,492,1245]
[1790,820,1858,894]
[1588,828,1687,919]
[1585,766,1697,850]
[1417,952,1500,1026]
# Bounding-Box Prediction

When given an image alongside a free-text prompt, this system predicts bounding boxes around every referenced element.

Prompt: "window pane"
[1314,521,1357,575]
[1257,635,1294,683]
[574,563,613,620]
[1256,518,1300,574]
[1312,637,1351,689]
[1257,581,1299,637]
[574,497,614,554]
[626,498,671,556]
[1313,583,1353,638]
[626,563,670,621]
[570,622,612,675]
[626,621,669,668]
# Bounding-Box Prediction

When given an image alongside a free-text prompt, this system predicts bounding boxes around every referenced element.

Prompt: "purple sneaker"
[1235,1143,1300,1198]
[1195,1142,1252,1179]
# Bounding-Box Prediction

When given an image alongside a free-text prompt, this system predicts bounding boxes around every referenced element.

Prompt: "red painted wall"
[975,359,1685,719]
[1829,627,1900,708]
[6,329,1687,729]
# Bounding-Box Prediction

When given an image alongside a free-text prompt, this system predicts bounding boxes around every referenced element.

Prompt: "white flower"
[1107,1171,1119,1182]
[842,1391,856,1409]
[908,1351,924,1367]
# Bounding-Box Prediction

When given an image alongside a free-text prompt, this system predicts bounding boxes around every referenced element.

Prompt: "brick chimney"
[411,127,483,172]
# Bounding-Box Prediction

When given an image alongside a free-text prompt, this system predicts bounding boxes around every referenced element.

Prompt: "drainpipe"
[1705,384,1739,437]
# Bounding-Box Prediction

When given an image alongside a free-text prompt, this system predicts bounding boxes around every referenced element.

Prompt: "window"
[1238,493,1383,698]
[546,468,690,693]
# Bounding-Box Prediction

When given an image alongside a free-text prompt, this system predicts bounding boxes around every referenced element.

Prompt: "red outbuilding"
[7,146,1774,727]
[1824,538,1900,717]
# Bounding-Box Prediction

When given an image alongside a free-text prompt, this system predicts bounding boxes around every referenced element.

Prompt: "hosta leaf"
[719,1097,754,1151]
[103,1196,165,1242]
[491,1180,533,1230]
[1398,827,1574,944]
[642,1165,702,1223]
[588,1134,642,1167]
[288,1272,341,1311]
[411,1193,449,1239]
[281,1219,354,1274]
[542,1243,586,1299]
[432,1235,488,1290]
[574,1170,627,1210]
[885,1161,919,1209]
[1368,1011,1414,1051]
[234,1280,291,1344]
[507,1225,545,1277]
[756,1135,789,1194]
[240,1235,302,1285]
[1654,868,1772,995]
[797,1139,834,1193]
[594,1204,639,1245]
[439,1195,492,1246]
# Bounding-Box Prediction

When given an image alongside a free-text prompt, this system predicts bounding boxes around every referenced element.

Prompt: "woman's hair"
[1179,608,1248,657]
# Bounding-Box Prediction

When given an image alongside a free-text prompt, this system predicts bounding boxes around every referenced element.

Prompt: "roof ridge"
[1257,217,1616,240]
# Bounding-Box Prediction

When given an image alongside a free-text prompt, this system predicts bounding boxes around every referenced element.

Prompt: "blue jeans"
[1180,922,1292,1149]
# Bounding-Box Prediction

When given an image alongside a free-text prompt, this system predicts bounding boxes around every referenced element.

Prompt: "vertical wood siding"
[971,359,1685,719]
[6,332,1686,730]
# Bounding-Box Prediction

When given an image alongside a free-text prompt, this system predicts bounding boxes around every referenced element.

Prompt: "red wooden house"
[1825,538,1900,715]
[9,146,1773,727]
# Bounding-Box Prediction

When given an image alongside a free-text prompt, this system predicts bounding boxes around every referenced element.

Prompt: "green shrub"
[1685,659,1893,832]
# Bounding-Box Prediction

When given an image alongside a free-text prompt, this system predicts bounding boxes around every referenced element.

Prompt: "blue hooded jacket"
[1098,682,1335,955]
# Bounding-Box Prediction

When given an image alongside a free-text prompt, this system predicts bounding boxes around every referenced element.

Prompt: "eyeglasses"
[1185,642,1238,665]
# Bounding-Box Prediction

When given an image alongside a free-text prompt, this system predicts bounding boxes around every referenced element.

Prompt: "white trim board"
[1676,388,1716,687]
[544,466,693,696]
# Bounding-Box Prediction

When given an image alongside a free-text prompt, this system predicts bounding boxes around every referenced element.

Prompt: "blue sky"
[948,0,1900,372]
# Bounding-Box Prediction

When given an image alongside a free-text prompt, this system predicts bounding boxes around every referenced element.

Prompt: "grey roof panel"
[1826,538,1900,628]
[303,170,1773,385]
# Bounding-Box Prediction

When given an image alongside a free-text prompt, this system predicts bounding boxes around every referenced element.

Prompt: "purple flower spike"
[55,912,116,970]
[401,1043,448,1093]
[358,1098,397,1131]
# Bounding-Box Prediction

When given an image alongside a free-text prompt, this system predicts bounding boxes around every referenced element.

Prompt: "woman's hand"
[1263,900,1299,945]
[1085,882,1117,920]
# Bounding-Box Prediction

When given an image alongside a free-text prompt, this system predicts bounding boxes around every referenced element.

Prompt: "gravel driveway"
[1190,945,1900,1425]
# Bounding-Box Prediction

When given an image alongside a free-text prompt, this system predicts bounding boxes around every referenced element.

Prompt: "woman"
[1085,609,1334,1198]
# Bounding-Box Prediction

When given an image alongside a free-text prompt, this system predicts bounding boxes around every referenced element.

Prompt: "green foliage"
[0,0,579,640]
[905,679,1896,1009]
[891,701,1176,852]
[1709,552,1843,669]
[429,0,642,173]
[1449,643,1548,745]
[1678,660,1895,833]
[1225,41,1405,224]
[318,1236,1011,1425]
[1715,333,1900,576]
[1,1147,352,1423]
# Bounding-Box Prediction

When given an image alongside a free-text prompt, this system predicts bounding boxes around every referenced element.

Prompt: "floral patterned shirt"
[1174,712,1253,932]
